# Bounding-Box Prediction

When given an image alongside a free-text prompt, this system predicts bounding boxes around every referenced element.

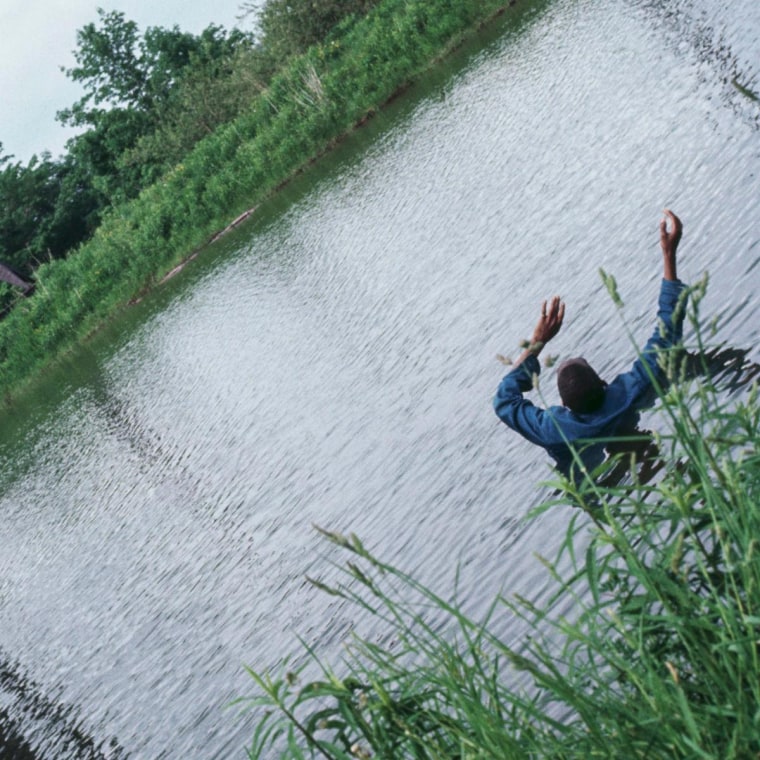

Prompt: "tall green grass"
[238,297,760,758]
[0,0,544,401]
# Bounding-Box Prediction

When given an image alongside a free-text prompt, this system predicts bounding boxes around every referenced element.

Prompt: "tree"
[57,10,254,203]
[0,153,59,273]
[0,14,256,290]
[0,151,103,275]
[58,10,251,122]
[118,47,267,180]
[242,0,380,69]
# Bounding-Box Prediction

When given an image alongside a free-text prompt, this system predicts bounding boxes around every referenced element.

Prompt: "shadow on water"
[632,0,760,129]
[568,344,760,492]
[684,343,760,392]
[0,710,35,760]
[0,651,124,760]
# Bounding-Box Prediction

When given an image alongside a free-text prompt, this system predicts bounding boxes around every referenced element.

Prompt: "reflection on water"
[573,343,760,490]
[0,0,759,756]
[632,0,760,131]
[0,650,124,759]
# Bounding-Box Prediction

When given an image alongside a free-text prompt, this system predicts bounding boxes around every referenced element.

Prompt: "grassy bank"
[239,297,760,758]
[0,0,543,401]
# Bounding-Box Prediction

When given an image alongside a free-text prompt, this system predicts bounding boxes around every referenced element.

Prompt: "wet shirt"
[493,279,687,475]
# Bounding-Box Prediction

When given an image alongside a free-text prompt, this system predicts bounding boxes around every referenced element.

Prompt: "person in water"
[493,209,687,477]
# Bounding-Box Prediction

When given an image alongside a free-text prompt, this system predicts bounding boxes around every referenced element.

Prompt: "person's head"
[557,358,607,414]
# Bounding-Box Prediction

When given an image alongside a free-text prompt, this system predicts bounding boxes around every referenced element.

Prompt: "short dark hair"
[557,358,606,414]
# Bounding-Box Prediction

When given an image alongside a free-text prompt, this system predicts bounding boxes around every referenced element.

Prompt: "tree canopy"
[58,10,253,127]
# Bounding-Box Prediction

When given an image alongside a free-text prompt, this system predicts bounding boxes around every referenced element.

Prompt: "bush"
[252,0,382,68]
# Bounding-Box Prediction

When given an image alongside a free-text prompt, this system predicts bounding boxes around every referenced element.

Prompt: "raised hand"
[531,295,565,347]
[660,209,682,281]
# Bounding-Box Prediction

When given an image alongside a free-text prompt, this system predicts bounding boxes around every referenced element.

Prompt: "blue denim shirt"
[493,279,687,475]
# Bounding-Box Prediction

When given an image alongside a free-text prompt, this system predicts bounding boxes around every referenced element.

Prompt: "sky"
[0,0,263,163]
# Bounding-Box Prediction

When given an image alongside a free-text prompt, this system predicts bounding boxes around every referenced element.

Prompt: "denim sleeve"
[629,278,687,387]
[493,354,551,446]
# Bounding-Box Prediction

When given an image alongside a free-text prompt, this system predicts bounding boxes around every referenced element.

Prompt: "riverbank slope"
[0,0,546,402]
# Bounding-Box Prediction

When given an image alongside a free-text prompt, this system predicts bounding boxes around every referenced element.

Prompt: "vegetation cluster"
[3,3,758,757]
[241,297,760,758]
[0,0,522,399]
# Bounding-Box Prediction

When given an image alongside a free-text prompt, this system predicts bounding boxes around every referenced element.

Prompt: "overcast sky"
[0,0,263,163]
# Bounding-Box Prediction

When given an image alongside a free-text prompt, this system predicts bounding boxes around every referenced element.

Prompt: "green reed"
[239,301,760,758]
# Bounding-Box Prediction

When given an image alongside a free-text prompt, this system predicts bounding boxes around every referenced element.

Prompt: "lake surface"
[1,0,758,756]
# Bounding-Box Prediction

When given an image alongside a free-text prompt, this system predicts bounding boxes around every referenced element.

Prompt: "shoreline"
[0,0,531,403]
[141,5,512,294]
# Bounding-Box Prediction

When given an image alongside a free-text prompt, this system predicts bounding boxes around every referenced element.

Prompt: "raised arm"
[628,210,687,387]
[660,209,682,282]
[493,295,565,447]
[513,295,565,368]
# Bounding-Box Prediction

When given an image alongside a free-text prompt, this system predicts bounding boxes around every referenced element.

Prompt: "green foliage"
[0,0,526,399]
[58,10,145,115]
[0,11,255,281]
[0,282,21,317]
[245,0,381,70]
[0,151,102,273]
[58,10,253,122]
[239,309,760,758]
[55,11,254,207]
[0,153,59,272]
[117,47,267,182]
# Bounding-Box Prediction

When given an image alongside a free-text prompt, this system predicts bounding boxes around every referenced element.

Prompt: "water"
[1,0,759,756]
